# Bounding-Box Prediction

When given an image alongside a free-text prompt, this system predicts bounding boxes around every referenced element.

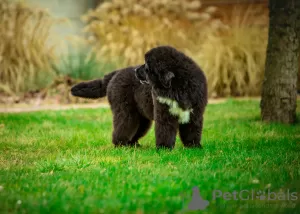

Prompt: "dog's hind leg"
[111,108,141,147]
[128,116,152,146]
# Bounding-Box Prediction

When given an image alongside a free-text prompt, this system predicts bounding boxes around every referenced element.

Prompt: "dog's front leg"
[155,120,177,150]
[154,101,178,150]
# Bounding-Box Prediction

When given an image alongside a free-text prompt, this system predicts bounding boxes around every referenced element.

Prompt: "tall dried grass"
[189,6,269,97]
[82,0,218,67]
[0,0,57,95]
[83,1,268,97]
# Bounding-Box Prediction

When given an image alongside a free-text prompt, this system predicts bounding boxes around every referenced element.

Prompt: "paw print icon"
[187,186,210,211]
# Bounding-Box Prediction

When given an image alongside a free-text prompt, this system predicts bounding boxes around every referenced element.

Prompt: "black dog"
[71,46,207,149]
[135,46,208,149]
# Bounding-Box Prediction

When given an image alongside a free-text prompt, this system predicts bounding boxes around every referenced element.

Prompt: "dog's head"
[135,46,177,89]
[135,64,150,85]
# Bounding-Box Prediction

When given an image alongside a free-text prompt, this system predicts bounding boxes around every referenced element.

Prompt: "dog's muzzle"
[135,66,149,85]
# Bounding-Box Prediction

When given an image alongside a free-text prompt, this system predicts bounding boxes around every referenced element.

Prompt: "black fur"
[71,66,153,147]
[71,46,208,149]
[136,46,208,149]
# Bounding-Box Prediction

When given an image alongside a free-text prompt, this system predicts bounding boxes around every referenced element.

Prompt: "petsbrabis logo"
[213,189,298,201]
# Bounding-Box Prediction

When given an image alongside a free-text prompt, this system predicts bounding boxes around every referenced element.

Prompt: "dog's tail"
[71,71,117,99]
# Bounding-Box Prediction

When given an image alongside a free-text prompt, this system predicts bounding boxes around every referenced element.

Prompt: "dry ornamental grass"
[83,1,268,97]
[0,0,58,95]
[82,0,217,67]
[0,0,271,98]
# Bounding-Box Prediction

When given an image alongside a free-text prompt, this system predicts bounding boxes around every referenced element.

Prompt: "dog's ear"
[160,71,174,88]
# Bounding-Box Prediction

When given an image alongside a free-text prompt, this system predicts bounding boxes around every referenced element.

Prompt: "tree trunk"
[261,0,300,124]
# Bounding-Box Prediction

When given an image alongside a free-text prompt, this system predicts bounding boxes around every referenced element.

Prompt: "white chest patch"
[157,96,192,124]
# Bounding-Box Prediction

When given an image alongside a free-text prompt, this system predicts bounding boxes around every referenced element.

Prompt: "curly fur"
[71,46,207,150]
[71,66,153,147]
[135,45,208,149]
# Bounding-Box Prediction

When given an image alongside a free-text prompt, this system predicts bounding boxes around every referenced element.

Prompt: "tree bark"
[261,0,300,124]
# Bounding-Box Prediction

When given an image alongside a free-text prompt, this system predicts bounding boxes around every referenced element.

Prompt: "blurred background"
[0,0,299,106]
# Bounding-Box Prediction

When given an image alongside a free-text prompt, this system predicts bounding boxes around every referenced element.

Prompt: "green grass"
[0,100,300,213]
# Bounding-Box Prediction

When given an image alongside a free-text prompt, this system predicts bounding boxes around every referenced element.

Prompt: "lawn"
[0,99,300,213]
